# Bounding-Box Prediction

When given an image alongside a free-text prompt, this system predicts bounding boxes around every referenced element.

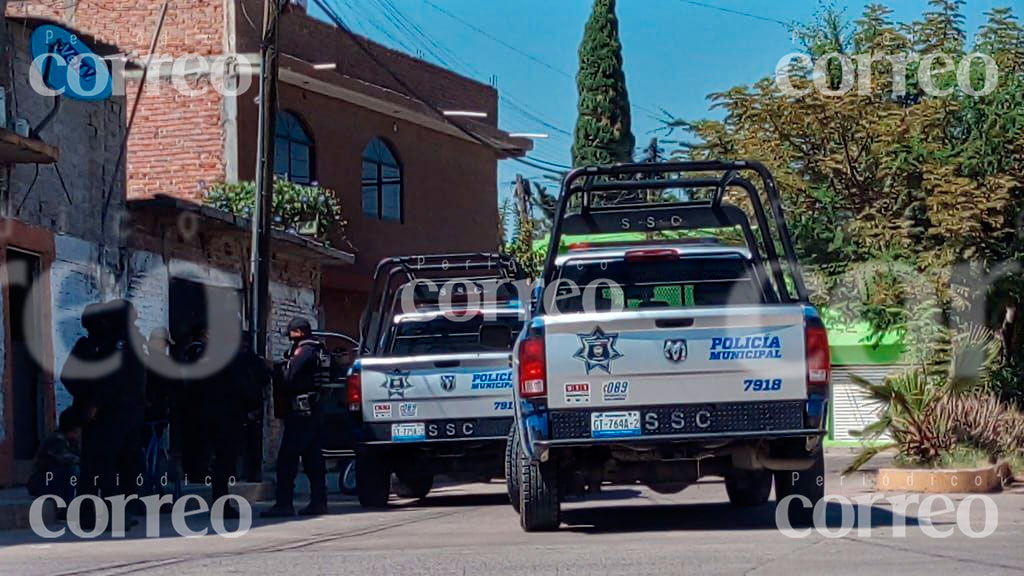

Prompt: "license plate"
[391,422,425,442]
[591,411,641,438]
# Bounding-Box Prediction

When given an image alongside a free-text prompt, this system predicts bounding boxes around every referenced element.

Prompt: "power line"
[676,0,796,28]
[355,0,574,164]
[367,0,575,143]
[523,155,571,170]
[418,0,663,120]
[421,0,574,80]
[310,0,565,176]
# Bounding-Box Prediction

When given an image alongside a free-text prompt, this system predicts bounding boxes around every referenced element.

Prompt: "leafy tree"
[572,0,635,167]
[666,2,1024,383]
[205,179,348,247]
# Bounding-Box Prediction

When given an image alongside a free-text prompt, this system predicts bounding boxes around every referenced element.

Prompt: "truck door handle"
[656,318,695,328]
[434,360,461,368]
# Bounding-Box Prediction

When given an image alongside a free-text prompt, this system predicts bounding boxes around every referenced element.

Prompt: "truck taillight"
[346,369,362,411]
[518,337,547,398]
[624,248,679,262]
[805,316,830,396]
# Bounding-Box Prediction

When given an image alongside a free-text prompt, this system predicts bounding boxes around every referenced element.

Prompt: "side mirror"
[479,324,515,350]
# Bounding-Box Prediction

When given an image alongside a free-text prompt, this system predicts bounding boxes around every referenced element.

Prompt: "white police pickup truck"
[347,254,525,507]
[508,161,830,531]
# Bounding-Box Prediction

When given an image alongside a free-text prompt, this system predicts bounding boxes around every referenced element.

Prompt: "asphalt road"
[1,452,1022,576]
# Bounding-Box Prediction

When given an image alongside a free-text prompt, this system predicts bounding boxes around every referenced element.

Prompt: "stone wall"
[5,20,127,245]
[49,236,107,414]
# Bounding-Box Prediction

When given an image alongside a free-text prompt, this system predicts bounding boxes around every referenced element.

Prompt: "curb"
[875,463,1013,494]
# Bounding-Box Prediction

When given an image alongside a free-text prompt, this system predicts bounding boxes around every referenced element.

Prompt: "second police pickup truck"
[347,254,525,507]
[508,161,831,531]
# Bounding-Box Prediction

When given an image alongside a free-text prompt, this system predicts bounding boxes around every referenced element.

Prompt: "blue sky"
[310,0,1005,204]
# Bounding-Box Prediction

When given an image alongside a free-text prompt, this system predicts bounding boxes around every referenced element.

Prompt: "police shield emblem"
[663,339,688,363]
[383,371,413,399]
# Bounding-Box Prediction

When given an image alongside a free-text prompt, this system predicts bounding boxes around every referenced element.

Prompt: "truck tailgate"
[360,352,514,423]
[543,305,807,409]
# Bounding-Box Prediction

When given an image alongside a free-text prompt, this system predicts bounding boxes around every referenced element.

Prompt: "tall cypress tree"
[572,0,635,167]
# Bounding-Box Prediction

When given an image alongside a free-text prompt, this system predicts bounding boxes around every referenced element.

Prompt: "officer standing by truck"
[262,317,328,517]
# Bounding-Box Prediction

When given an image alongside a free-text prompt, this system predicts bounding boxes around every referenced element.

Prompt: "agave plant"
[1002,406,1024,455]
[844,369,948,473]
[928,393,1006,462]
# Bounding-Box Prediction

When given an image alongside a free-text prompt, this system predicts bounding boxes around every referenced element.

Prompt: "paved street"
[0,453,1022,576]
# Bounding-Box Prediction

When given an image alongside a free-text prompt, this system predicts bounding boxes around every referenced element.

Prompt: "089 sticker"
[602,380,630,402]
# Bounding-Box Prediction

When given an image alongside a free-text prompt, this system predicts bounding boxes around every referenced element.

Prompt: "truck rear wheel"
[394,471,434,500]
[505,426,521,513]
[725,469,773,506]
[773,449,824,527]
[356,448,391,508]
[519,449,560,532]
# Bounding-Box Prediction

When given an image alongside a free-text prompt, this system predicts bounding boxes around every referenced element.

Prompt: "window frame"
[274,110,314,185]
[360,137,403,222]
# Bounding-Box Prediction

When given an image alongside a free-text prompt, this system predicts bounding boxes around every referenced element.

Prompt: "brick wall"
[7,0,225,56]
[7,1,229,200]
[126,77,226,201]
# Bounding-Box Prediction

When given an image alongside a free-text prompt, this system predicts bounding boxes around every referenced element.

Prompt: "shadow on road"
[391,491,512,509]
[561,501,923,534]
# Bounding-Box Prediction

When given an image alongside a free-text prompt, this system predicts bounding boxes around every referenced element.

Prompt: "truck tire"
[519,448,560,532]
[505,426,521,513]
[773,449,825,527]
[356,448,391,508]
[394,471,434,500]
[725,469,772,506]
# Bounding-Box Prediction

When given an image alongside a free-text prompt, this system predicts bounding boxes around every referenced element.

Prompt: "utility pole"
[250,0,282,359]
[514,174,532,245]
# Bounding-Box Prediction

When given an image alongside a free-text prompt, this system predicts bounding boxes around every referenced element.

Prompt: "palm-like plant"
[844,324,1007,473]
[947,323,1002,395]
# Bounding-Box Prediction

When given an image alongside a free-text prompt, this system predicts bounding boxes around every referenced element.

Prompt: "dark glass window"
[361,138,402,221]
[274,111,313,184]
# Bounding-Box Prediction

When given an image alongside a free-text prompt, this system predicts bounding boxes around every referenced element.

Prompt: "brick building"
[0,10,353,484]
[7,0,530,336]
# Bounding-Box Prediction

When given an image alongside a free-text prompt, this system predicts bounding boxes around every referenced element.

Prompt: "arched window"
[361,138,402,221]
[274,111,313,184]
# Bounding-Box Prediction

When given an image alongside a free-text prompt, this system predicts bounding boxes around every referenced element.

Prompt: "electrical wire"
[347,0,572,171]
[676,0,796,28]
[418,0,664,120]
[100,2,169,240]
[311,0,564,176]
[14,164,41,216]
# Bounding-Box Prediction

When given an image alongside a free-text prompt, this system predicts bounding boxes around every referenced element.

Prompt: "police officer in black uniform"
[63,300,146,528]
[262,318,328,517]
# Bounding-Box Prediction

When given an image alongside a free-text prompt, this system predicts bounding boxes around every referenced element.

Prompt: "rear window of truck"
[388,313,523,356]
[552,254,762,313]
